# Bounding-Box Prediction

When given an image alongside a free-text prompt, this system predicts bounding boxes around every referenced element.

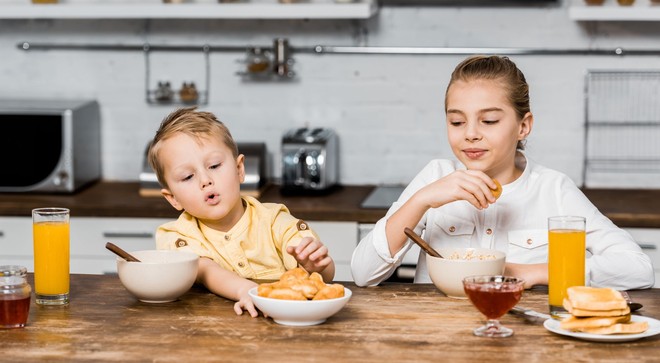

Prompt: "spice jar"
[0,266,31,329]
[246,47,271,74]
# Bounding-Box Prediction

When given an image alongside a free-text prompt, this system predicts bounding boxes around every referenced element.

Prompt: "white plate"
[544,315,660,343]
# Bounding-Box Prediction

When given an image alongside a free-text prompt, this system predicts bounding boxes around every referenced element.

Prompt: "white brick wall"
[2,4,660,187]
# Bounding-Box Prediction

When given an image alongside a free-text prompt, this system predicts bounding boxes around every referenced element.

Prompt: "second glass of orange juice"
[548,216,585,319]
[32,208,70,305]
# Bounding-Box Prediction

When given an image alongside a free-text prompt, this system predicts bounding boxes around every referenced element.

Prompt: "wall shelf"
[0,1,378,20]
[569,1,660,21]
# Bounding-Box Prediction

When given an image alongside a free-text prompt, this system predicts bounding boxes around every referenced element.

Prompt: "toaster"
[281,127,339,194]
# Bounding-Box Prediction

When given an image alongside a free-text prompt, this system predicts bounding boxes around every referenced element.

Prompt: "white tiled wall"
[3,4,660,187]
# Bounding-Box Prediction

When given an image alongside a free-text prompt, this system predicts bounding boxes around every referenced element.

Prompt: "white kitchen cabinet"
[69,217,168,274]
[624,228,660,288]
[0,216,358,280]
[0,1,378,20]
[0,216,167,274]
[0,217,34,269]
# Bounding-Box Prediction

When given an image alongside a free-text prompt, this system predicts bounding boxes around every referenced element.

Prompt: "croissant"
[257,267,345,301]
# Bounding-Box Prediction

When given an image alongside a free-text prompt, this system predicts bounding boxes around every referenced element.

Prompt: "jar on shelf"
[0,266,31,329]
[246,47,271,74]
[179,82,199,104]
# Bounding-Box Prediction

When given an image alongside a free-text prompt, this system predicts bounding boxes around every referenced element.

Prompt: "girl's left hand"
[286,237,333,273]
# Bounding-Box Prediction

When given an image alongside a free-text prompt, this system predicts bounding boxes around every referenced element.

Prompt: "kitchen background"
[3,0,660,188]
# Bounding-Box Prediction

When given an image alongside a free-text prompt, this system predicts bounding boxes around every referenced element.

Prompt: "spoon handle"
[105,242,141,262]
[404,227,443,259]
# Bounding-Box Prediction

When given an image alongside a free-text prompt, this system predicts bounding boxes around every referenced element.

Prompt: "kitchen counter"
[2,274,658,362]
[0,182,659,227]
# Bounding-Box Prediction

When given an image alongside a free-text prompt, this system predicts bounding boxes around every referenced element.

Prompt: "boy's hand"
[233,286,259,318]
[286,237,333,273]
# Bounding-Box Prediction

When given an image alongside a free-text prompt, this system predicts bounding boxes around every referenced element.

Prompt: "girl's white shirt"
[350,152,655,290]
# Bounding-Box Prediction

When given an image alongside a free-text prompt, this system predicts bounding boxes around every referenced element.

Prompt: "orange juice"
[33,221,70,296]
[548,229,585,309]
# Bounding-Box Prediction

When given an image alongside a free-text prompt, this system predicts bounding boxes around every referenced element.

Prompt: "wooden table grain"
[1,274,658,363]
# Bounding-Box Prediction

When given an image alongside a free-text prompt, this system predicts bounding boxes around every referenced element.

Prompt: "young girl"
[351,55,654,290]
[148,107,335,317]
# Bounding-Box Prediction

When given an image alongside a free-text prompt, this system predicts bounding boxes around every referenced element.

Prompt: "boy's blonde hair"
[445,55,530,150]
[147,106,238,188]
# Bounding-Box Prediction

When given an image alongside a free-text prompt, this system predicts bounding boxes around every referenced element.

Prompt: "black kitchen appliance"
[280,127,339,195]
[0,99,101,193]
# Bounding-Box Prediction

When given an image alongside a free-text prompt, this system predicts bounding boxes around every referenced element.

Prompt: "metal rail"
[17,41,660,56]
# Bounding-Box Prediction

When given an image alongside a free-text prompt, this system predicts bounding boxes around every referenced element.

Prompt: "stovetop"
[360,185,406,209]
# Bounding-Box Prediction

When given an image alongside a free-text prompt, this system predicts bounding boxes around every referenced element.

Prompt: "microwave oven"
[0,99,101,193]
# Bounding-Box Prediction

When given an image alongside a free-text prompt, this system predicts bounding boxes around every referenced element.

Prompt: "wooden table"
[1,275,658,362]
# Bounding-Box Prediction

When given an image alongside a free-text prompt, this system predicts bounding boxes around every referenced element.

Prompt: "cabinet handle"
[103,232,153,239]
[638,243,657,250]
[0,231,4,237]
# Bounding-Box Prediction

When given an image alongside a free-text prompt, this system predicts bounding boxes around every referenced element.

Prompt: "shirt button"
[486,228,493,235]
[527,238,533,245]
[449,226,456,233]
[224,235,231,241]
[238,262,245,268]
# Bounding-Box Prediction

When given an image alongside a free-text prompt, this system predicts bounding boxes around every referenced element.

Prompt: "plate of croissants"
[249,267,352,326]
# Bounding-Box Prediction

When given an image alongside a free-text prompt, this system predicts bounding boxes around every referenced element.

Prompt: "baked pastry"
[257,267,345,301]
[490,179,502,199]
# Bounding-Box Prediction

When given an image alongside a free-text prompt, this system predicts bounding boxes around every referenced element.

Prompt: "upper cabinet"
[569,0,660,21]
[0,0,378,20]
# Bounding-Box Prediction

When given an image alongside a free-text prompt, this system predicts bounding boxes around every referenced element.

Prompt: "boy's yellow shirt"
[155,196,319,280]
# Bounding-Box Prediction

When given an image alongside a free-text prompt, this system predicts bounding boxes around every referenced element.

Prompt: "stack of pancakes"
[559,286,648,335]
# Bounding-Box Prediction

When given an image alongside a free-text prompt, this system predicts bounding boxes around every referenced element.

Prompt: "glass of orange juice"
[32,208,70,305]
[548,216,585,319]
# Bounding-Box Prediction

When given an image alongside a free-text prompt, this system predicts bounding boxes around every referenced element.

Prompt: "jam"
[0,266,31,329]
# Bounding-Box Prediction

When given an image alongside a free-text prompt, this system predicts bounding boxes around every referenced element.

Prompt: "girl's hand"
[286,237,333,274]
[416,170,499,210]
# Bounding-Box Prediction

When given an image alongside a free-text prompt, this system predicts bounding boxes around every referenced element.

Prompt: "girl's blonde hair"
[147,106,238,188]
[445,55,530,150]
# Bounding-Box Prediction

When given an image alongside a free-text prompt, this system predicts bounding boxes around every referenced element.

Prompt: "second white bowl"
[426,247,506,299]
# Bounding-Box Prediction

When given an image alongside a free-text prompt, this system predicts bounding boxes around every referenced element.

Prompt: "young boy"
[147,107,336,317]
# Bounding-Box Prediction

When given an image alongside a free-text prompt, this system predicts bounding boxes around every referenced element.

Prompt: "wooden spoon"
[404,227,443,259]
[105,242,141,262]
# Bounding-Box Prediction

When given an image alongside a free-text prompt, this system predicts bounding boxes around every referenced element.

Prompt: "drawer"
[70,217,169,274]
[0,217,34,270]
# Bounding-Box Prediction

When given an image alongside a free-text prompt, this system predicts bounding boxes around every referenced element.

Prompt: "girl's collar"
[503,151,529,194]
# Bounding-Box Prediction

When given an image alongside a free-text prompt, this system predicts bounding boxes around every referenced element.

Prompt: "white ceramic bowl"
[116,250,199,303]
[248,286,352,326]
[426,247,506,299]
